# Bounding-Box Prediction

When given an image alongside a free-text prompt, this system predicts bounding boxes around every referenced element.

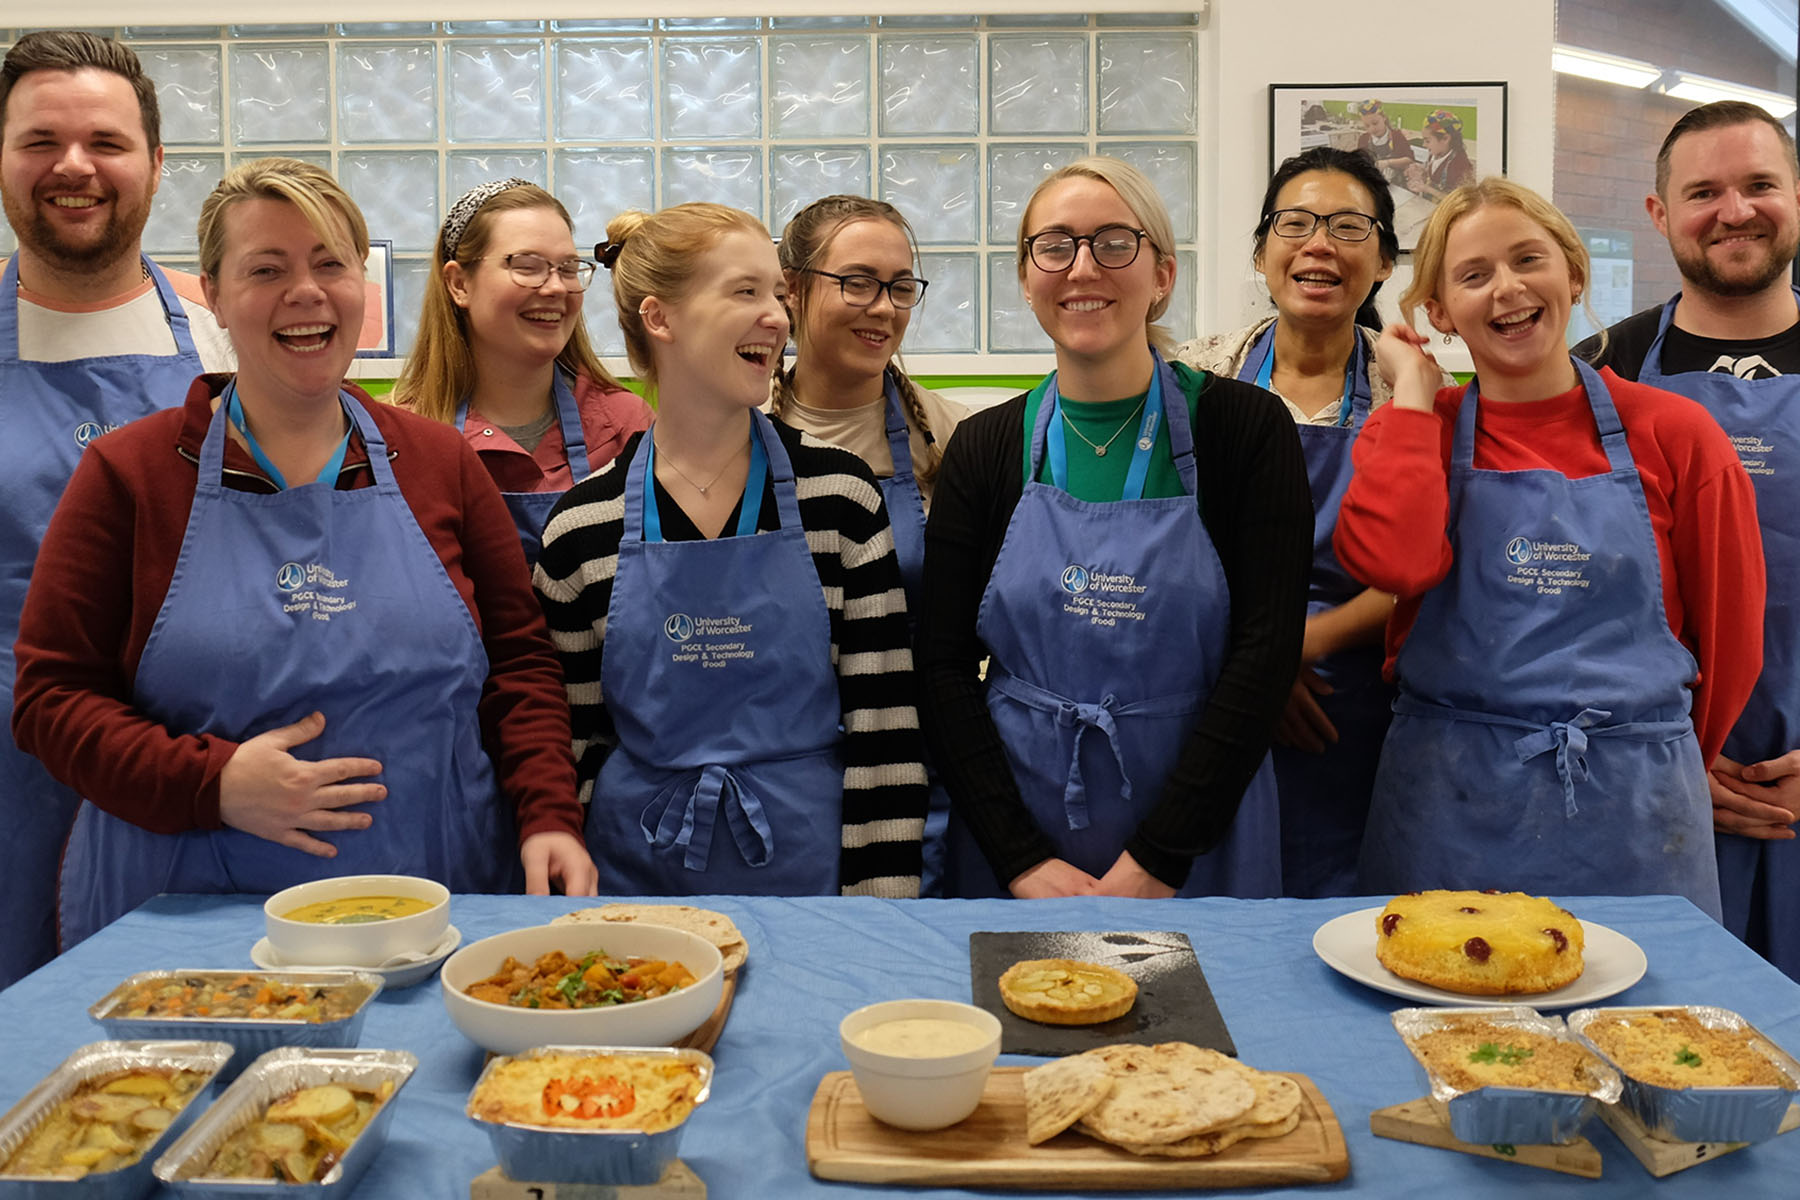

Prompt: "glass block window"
[1,16,1203,365]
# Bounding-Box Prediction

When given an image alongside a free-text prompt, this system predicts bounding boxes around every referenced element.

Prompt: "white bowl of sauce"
[264,874,450,968]
[839,999,1001,1131]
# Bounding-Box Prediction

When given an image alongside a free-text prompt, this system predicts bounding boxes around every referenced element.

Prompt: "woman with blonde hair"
[1335,177,1765,915]
[535,203,928,897]
[14,158,596,947]
[921,157,1311,899]
[394,179,651,566]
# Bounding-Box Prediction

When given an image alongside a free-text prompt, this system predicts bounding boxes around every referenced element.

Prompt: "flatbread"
[1100,1090,1302,1157]
[1023,1055,1114,1145]
[1137,1044,1301,1128]
[1075,1044,1255,1145]
[553,904,747,975]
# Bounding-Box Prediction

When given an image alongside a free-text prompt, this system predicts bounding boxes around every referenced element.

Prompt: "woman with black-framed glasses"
[395,179,651,566]
[1177,146,1450,899]
[921,156,1311,900]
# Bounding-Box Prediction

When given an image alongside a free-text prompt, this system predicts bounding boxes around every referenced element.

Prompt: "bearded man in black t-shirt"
[1577,101,1800,980]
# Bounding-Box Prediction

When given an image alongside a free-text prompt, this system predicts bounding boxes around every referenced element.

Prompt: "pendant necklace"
[657,440,745,496]
[1061,396,1148,457]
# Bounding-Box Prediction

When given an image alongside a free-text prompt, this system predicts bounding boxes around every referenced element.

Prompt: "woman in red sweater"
[12,158,596,950]
[1334,178,1763,919]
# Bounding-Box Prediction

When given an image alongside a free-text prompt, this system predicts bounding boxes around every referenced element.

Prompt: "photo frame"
[1268,82,1508,252]
[355,238,396,358]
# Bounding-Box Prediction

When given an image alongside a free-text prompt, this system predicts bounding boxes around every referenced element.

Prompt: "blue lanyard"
[1044,375,1165,501]
[642,423,769,542]
[223,382,351,490]
[1252,334,1357,428]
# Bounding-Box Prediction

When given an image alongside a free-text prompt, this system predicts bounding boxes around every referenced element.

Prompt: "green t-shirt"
[1021,360,1211,501]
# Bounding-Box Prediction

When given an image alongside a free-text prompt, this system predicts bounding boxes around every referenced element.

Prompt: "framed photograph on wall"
[356,239,396,358]
[1268,82,1508,252]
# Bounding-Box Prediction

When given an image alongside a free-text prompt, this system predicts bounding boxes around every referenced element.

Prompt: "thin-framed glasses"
[1023,225,1149,273]
[474,252,597,291]
[1265,209,1381,242]
[802,269,928,309]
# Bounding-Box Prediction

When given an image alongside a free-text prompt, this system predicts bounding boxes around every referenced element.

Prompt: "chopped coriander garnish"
[1674,1045,1703,1068]
[1469,1042,1535,1066]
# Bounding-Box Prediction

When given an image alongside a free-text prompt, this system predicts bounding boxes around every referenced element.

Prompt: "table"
[3,894,1797,1198]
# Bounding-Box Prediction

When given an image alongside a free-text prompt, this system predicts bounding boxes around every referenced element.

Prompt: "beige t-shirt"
[774,383,969,507]
[13,267,235,371]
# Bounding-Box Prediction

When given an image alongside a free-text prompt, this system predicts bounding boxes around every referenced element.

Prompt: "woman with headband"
[921,157,1311,899]
[1404,110,1477,202]
[535,203,928,897]
[395,179,651,566]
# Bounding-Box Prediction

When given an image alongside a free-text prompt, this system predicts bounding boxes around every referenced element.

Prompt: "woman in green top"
[920,157,1312,899]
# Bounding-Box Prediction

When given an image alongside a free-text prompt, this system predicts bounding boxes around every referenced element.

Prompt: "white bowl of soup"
[839,999,1002,1130]
[440,923,724,1056]
[264,874,450,967]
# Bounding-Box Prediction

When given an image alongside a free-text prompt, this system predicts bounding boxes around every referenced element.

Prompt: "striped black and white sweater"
[534,421,927,897]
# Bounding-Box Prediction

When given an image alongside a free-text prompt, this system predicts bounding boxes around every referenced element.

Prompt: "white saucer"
[250,924,462,989]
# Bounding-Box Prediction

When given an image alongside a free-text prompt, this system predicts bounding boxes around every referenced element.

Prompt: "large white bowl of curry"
[440,923,724,1056]
[264,874,450,967]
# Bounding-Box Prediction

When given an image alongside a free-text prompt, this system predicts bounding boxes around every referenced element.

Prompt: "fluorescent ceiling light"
[1659,70,1798,119]
[1552,44,1661,89]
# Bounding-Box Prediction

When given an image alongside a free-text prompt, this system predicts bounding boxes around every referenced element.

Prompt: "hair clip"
[595,240,625,270]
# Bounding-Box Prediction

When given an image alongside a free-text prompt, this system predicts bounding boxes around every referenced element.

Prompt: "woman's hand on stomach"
[218,711,384,856]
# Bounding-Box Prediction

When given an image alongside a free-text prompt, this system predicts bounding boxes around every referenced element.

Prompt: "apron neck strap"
[0,254,196,362]
[882,374,917,482]
[1247,321,1365,427]
[1452,357,1631,474]
[1037,349,1190,500]
[223,380,353,491]
[455,368,592,478]
[636,412,780,543]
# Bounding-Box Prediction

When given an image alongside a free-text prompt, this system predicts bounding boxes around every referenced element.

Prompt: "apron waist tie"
[1393,697,1694,819]
[988,670,1202,834]
[642,764,775,872]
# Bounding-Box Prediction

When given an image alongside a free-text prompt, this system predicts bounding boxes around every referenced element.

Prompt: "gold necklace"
[1061,396,1147,458]
[657,440,746,496]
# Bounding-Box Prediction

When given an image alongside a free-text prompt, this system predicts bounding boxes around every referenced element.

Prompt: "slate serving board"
[969,930,1235,1057]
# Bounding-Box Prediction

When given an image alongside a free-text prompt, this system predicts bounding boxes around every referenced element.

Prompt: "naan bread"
[1023,1054,1114,1145]
[553,904,747,975]
[1075,1044,1254,1145]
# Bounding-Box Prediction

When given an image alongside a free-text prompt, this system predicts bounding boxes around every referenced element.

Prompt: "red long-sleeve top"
[1333,370,1764,763]
[11,375,582,844]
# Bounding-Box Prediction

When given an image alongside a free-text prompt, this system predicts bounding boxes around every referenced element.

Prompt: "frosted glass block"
[124,26,219,39]
[988,252,1048,353]
[662,148,764,219]
[878,37,978,136]
[990,15,1086,26]
[338,23,434,36]
[881,146,978,246]
[139,46,221,146]
[1099,12,1200,25]
[390,257,429,357]
[771,17,869,28]
[585,292,628,359]
[771,147,872,232]
[449,151,547,200]
[340,152,441,253]
[554,20,651,32]
[259,150,333,170]
[662,39,761,141]
[337,43,436,144]
[1098,33,1197,135]
[877,16,974,27]
[1162,251,1197,343]
[662,18,759,30]
[1106,142,1199,242]
[908,253,977,353]
[556,40,653,142]
[771,38,870,139]
[555,150,655,253]
[990,35,1088,136]
[449,43,545,143]
[0,222,14,256]
[143,154,223,256]
[445,21,542,34]
[988,144,1085,242]
[231,25,330,37]
[229,44,330,144]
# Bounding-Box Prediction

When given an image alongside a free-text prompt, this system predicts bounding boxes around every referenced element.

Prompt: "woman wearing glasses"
[921,157,1311,899]
[1177,146,1445,898]
[395,179,652,566]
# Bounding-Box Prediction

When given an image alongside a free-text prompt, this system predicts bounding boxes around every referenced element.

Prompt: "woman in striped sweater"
[534,203,927,897]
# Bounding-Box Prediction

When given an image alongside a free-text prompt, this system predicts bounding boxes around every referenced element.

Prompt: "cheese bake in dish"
[469,1052,708,1132]
[999,959,1138,1025]
[1579,1009,1792,1089]
[1374,890,1585,995]
[1406,1018,1605,1092]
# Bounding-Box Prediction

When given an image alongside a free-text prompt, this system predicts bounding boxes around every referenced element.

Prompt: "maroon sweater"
[11,374,581,845]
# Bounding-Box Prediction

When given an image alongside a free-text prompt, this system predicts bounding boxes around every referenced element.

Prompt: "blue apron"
[1240,325,1394,897]
[1358,360,1721,919]
[591,411,845,895]
[1640,291,1800,969]
[946,354,1281,898]
[456,367,591,569]
[0,257,203,987]
[58,391,511,949]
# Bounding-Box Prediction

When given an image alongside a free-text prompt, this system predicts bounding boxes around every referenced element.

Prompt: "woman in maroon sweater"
[13,158,595,950]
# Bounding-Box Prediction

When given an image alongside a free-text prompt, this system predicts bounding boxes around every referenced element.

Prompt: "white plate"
[251,924,462,989]
[1312,908,1647,1008]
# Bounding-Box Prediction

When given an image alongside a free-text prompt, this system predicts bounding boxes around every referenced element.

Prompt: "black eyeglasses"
[472,252,597,291]
[1264,209,1381,243]
[802,269,928,309]
[1023,225,1150,273]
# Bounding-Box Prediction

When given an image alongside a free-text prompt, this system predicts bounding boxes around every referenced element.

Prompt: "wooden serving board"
[673,973,736,1056]
[806,1067,1348,1190]
[1598,1097,1800,1178]
[1370,1097,1602,1178]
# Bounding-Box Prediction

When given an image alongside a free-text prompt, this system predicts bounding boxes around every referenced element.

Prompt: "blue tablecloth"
[2,894,1796,1198]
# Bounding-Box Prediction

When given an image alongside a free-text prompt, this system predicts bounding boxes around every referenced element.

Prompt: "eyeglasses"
[474,252,597,291]
[1023,225,1150,273]
[1265,209,1381,243]
[802,269,928,309]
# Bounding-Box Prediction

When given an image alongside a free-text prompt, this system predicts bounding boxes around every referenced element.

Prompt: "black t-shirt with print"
[1577,304,1800,381]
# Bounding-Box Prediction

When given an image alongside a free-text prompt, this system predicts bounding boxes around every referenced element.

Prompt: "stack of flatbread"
[1024,1042,1302,1156]
[552,903,747,976]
